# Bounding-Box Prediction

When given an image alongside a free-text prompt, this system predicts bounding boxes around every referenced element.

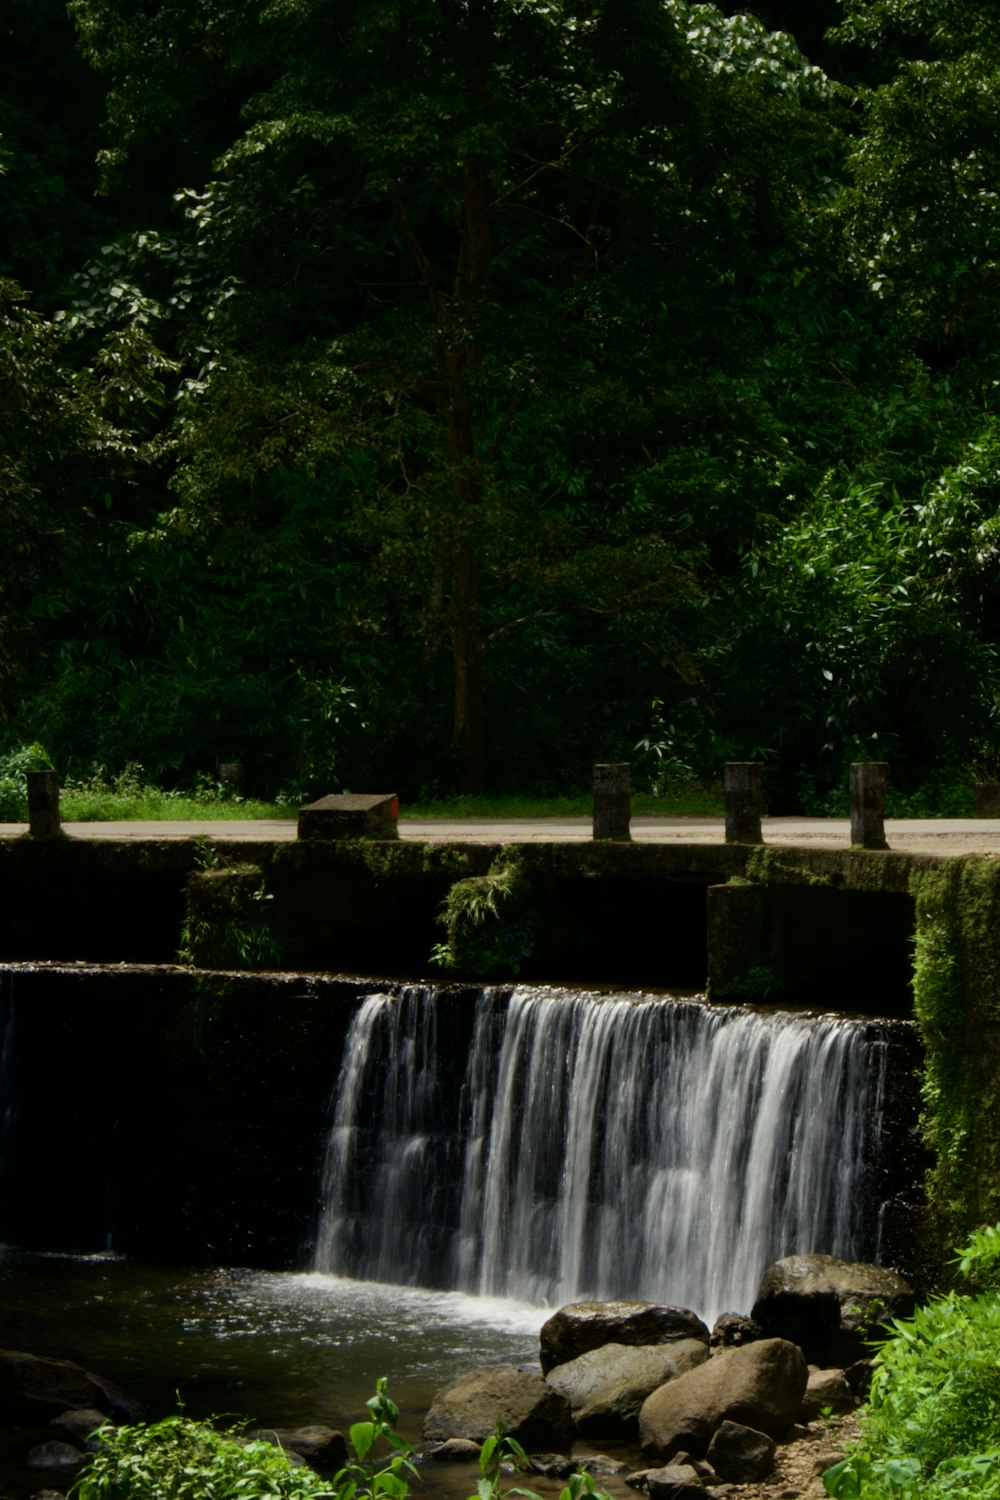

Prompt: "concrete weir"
[0,826,944,1007]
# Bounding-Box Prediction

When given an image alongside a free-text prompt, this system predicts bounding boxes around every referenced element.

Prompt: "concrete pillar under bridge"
[706,869,915,1014]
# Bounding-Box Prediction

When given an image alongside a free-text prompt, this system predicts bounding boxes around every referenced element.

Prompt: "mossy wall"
[910,858,1000,1257]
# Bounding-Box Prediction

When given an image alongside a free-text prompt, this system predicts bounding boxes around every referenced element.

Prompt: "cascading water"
[313,986,901,1326]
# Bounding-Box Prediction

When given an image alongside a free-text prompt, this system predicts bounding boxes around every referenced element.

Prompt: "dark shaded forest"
[3,0,1000,806]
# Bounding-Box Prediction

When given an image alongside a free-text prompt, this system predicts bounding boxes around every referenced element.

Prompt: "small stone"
[576,1454,629,1476]
[28,1441,81,1469]
[49,1407,110,1443]
[645,1462,706,1500]
[528,1454,575,1478]
[707,1420,776,1483]
[711,1314,763,1349]
[424,1438,482,1461]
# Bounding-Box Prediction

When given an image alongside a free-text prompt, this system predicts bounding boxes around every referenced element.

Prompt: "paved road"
[3,814,1000,856]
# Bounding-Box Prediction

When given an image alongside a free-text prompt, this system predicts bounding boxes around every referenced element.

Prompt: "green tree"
[69,0,847,793]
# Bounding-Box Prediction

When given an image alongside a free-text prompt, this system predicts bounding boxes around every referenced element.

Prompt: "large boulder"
[547,1340,709,1434]
[751,1255,915,1366]
[0,1351,141,1424]
[638,1338,807,1461]
[539,1302,709,1375]
[423,1366,574,1445]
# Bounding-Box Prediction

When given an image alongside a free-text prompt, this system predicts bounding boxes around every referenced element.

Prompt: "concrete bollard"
[26,769,62,837]
[297,792,399,840]
[850,762,889,850]
[593,763,631,841]
[975,782,1000,818]
[724,762,764,844]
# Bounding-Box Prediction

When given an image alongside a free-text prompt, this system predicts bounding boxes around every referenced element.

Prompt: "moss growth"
[431,849,541,977]
[179,862,281,969]
[910,859,1000,1255]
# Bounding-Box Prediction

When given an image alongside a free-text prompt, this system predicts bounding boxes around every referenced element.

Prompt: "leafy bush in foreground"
[825,1224,1000,1500]
[68,1379,616,1500]
[68,1412,330,1500]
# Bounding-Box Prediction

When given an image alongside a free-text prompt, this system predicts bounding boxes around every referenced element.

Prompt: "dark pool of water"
[0,1248,643,1499]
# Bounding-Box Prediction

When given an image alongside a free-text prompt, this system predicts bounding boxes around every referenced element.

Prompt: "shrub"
[824,1224,1000,1500]
[0,741,53,821]
[68,1413,330,1500]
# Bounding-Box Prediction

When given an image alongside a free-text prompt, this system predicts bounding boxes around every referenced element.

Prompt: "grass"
[55,765,298,822]
[404,784,724,819]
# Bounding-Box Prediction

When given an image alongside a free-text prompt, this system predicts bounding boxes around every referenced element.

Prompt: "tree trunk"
[451,543,485,793]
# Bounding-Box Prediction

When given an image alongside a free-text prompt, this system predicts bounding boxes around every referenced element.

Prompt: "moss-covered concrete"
[909,858,1000,1259]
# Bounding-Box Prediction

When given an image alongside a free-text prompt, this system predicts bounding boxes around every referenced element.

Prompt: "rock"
[706,1420,776,1482]
[547,1340,710,1433]
[711,1314,763,1349]
[645,1462,706,1499]
[28,1440,82,1469]
[540,1302,710,1375]
[424,1437,482,1461]
[639,1338,808,1461]
[0,1350,140,1424]
[527,1453,576,1478]
[252,1425,348,1470]
[800,1369,854,1421]
[423,1366,574,1445]
[49,1407,112,1444]
[751,1256,915,1366]
[577,1454,629,1476]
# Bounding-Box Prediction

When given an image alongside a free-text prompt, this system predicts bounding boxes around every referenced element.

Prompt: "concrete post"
[27,770,61,837]
[850,762,889,850]
[593,763,631,841]
[724,762,764,844]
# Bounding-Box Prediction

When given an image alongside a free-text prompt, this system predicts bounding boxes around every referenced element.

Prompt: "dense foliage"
[3,0,1000,800]
[824,1224,1000,1500]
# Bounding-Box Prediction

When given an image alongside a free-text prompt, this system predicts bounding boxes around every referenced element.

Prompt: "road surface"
[2,815,1000,856]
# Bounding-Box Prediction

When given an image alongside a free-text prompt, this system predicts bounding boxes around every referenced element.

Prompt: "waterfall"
[313,986,902,1326]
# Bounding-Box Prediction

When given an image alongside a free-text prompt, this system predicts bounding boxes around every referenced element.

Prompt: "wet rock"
[528,1453,576,1478]
[28,1440,82,1469]
[0,1350,141,1424]
[639,1338,808,1461]
[577,1453,629,1476]
[547,1340,710,1433]
[706,1420,776,1482]
[252,1424,347,1470]
[423,1366,574,1445]
[800,1369,854,1421]
[423,1437,482,1461]
[540,1302,710,1375]
[711,1314,763,1349]
[645,1462,706,1499]
[49,1407,112,1445]
[751,1256,914,1366]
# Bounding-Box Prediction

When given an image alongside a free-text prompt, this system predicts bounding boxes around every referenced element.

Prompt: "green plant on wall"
[178,856,280,969]
[431,850,540,978]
